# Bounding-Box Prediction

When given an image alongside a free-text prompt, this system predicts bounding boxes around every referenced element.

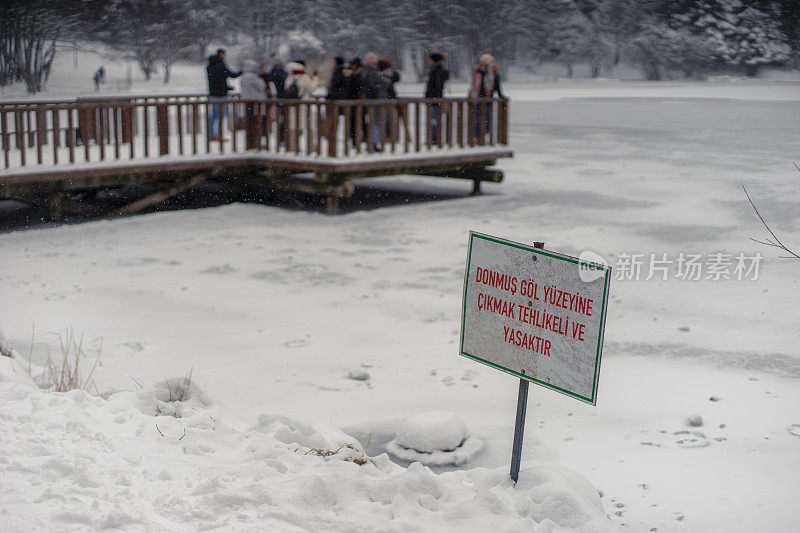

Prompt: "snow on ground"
[1,55,800,532]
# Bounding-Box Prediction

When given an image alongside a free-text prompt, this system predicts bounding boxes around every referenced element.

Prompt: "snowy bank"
[0,379,616,532]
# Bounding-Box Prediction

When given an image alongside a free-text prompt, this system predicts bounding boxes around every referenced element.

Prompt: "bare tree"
[743,174,800,260]
[0,0,79,93]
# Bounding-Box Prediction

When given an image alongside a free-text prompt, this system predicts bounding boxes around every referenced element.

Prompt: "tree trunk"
[744,64,758,77]
[566,63,573,78]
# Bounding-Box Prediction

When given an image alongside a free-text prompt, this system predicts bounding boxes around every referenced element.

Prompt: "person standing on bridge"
[425,52,449,143]
[469,53,505,143]
[206,48,242,141]
[361,52,388,151]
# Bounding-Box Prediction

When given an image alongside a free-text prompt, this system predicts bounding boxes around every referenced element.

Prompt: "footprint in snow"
[284,338,310,348]
[788,424,800,438]
[673,430,710,448]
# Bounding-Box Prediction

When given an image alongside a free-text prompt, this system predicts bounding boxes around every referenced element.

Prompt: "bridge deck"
[0,95,512,214]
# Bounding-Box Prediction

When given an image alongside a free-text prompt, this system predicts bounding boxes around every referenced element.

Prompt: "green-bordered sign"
[460,231,611,405]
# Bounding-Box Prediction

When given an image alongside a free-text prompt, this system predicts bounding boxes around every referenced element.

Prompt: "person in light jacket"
[240,59,268,100]
[284,61,320,100]
[469,53,506,141]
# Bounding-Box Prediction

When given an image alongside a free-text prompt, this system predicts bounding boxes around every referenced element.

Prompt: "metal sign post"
[459,232,611,484]
[509,241,543,483]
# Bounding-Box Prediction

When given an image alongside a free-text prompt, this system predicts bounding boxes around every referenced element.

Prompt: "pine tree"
[674,0,790,75]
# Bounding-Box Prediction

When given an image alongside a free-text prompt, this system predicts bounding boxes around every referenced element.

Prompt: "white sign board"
[460,231,611,405]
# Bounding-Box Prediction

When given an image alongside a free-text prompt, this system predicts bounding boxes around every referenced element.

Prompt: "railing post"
[245,102,257,150]
[156,103,169,156]
[498,98,509,145]
[326,101,338,158]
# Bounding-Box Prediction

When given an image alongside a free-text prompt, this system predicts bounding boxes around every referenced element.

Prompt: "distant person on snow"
[425,52,449,143]
[469,53,505,141]
[206,48,242,141]
[93,66,106,91]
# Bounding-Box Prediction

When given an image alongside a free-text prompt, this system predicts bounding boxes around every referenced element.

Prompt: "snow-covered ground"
[1,52,800,532]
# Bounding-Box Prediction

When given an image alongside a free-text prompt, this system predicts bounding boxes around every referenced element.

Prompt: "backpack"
[284,79,299,99]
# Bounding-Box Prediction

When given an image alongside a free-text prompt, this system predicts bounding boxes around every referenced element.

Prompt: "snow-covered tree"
[674,0,790,75]
[101,0,195,83]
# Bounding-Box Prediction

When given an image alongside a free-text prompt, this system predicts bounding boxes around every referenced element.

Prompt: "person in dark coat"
[378,57,400,98]
[361,52,388,151]
[206,49,242,140]
[327,57,348,100]
[264,56,288,145]
[378,57,401,138]
[425,52,449,143]
[345,57,364,146]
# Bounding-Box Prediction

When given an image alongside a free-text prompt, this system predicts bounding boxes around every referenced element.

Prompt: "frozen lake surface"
[1,79,799,532]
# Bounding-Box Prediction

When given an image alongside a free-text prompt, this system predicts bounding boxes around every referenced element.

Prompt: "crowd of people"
[205,48,506,147]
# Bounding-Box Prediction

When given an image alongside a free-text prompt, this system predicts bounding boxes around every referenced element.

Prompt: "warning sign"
[460,231,611,405]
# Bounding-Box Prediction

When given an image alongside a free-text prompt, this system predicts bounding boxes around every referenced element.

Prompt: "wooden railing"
[0,96,509,171]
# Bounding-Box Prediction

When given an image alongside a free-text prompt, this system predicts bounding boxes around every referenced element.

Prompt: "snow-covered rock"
[395,410,469,453]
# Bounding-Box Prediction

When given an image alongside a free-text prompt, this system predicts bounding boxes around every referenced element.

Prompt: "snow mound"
[387,434,484,466]
[395,410,470,453]
[0,381,617,532]
[0,353,37,389]
[135,375,215,418]
[386,411,483,466]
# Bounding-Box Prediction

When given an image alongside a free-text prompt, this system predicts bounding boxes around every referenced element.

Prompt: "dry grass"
[166,368,193,402]
[41,327,103,393]
[304,443,371,466]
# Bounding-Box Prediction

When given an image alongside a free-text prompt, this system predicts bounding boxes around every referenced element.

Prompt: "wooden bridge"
[0,94,512,216]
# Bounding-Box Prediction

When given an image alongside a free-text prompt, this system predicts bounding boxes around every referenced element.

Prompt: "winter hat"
[429,52,444,62]
[479,53,495,65]
[285,62,305,75]
[377,57,394,71]
[334,56,345,66]
[364,52,378,68]
[349,57,362,68]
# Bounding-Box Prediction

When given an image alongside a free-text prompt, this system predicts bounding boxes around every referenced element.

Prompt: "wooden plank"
[489,100,495,146]
[367,105,376,152]
[176,103,184,155]
[343,103,350,156]
[1,110,8,168]
[35,106,45,164]
[327,102,338,158]
[143,105,150,157]
[316,103,323,156]
[111,171,211,216]
[205,102,210,154]
[306,102,313,156]
[498,99,508,145]
[444,102,451,148]
[402,103,410,154]
[192,103,199,155]
[52,108,60,165]
[113,107,120,160]
[414,102,421,153]
[128,104,135,159]
[16,111,26,166]
[467,103,475,147]
[97,108,106,160]
[379,104,387,151]
[245,103,256,150]
[457,100,464,148]
[354,104,363,153]
[121,105,133,143]
[157,104,169,156]
[67,107,76,163]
